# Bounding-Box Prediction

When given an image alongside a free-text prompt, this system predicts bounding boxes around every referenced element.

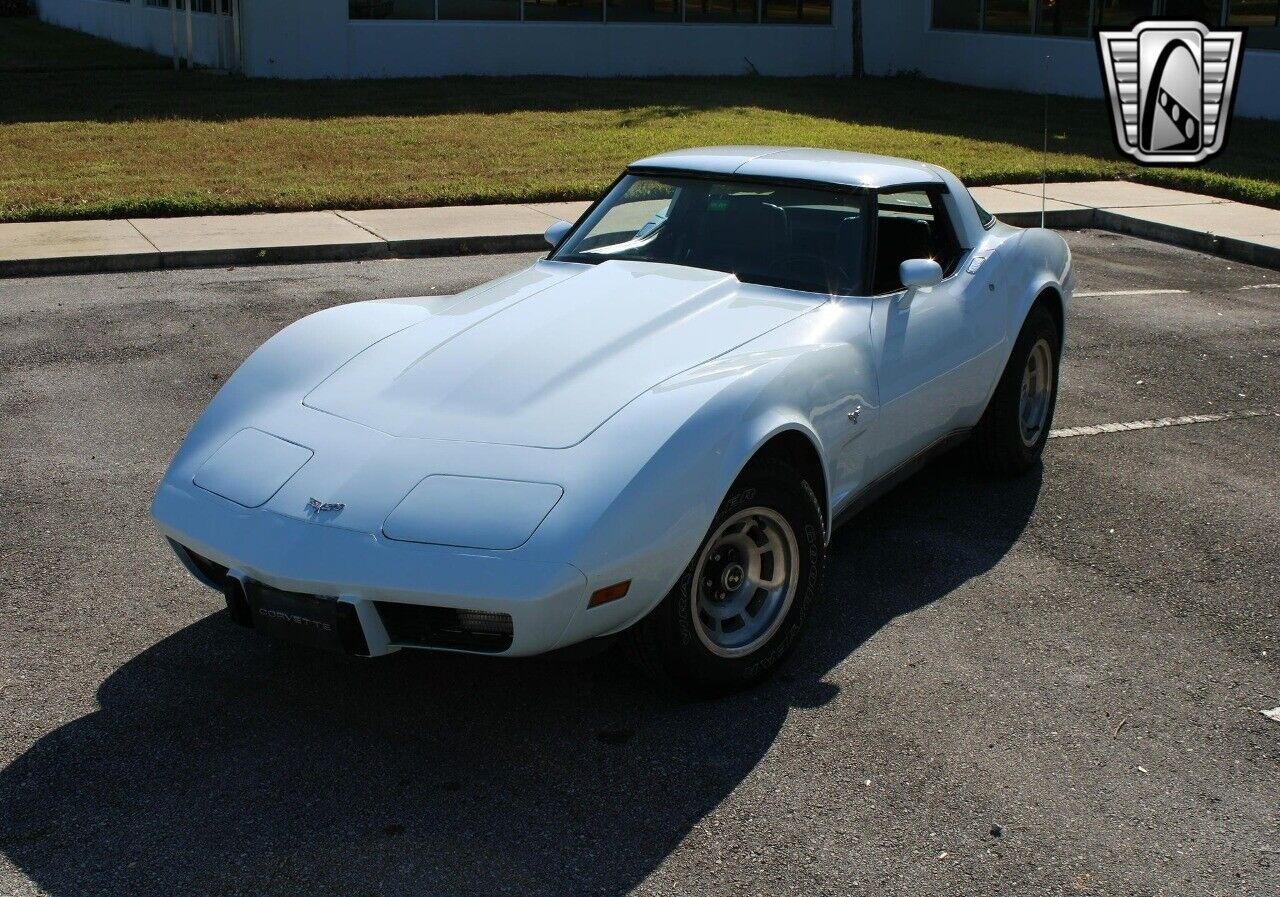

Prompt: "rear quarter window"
[971,192,995,229]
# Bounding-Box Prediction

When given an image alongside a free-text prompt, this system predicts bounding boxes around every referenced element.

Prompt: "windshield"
[551,173,872,295]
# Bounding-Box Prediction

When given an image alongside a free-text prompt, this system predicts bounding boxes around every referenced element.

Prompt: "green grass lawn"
[1,19,1277,222]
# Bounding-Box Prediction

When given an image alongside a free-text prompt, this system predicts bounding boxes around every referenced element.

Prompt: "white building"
[33,1,1280,118]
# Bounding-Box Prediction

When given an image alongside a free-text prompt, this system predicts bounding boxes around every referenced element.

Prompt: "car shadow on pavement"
[0,454,1041,897]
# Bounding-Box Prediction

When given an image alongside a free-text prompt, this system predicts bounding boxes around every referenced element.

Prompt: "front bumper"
[153,482,588,657]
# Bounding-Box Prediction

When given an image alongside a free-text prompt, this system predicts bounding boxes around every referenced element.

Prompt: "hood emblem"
[306,497,345,514]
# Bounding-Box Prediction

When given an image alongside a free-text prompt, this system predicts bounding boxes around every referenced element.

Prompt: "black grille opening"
[334,600,372,657]
[222,577,253,627]
[375,602,514,653]
[170,539,229,585]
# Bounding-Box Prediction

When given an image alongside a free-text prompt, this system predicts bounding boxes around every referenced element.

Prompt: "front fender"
[550,342,848,646]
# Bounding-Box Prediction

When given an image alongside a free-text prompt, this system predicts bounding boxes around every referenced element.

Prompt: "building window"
[607,0,681,21]
[689,0,757,22]
[1162,0,1224,23]
[439,0,520,19]
[349,0,829,23]
[523,0,603,20]
[932,0,982,28]
[1230,0,1280,47]
[930,0,1277,43]
[1093,0,1155,25]
[762,0,834,23]
[350,0,433,17]
[984,0,1034,31]
[1036,0,1092,34]
[764,0,831,23]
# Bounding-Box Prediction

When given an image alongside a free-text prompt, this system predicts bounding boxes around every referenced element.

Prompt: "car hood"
[303,260,816,449]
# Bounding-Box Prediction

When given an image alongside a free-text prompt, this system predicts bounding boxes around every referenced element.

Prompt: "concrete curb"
[3,200,1278,279]
[0,251,162,278]
[381,233,551,258]
[999,207,1280,270]
[159,240,394,271]
[0,232,545,278]
[994,208,1098,230]
[1094,209,1280,270]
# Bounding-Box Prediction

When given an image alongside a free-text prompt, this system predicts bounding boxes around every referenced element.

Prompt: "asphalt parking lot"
[1,231,1277,896]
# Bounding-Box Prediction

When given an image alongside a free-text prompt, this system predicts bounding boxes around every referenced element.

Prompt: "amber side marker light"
[588,580,631,608]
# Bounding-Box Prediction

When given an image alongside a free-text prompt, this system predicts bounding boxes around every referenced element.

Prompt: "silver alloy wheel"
[1019,337,1055,447]
[691,507,800,659]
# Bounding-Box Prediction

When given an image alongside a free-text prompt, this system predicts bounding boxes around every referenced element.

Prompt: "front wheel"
[622,458,825,695]
[972,304,1061,476]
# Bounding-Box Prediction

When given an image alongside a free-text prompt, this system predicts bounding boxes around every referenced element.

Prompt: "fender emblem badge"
[306,498,345,514]
[848,405,862,424]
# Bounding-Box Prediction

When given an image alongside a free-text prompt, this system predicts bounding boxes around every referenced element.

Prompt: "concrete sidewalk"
[2,183,1278,277]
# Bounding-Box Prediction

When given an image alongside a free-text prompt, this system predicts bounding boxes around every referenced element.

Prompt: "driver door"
[866,189,1004,478]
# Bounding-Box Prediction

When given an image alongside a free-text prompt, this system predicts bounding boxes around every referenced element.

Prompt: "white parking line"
[1239,283,1280,291]
[1074,289,1189,298]
[1049,409,1273,439]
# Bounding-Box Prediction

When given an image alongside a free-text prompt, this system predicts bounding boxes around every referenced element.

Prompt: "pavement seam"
[992,183,1232,208]
[124,218,162,254]
[523,204,566,223]
[1049,409,1274,439]
[331,210,392,245]
[1074,289,1188,298]
[986,186,1090,208]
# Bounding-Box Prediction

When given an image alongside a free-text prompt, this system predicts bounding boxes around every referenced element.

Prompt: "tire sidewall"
[1005,307,1061,466]
[665,463,825,692]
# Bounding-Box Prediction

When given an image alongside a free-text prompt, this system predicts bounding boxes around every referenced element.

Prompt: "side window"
[873,190,964,293]
[971,191,995,229]
[972,193,993,227]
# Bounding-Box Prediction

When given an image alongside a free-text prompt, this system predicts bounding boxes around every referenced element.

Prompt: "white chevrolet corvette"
[153,147,1072,692]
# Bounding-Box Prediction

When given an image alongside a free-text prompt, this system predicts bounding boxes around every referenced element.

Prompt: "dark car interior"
[872,192,964,294]
[662,186,874,294]
[556,176,965,296]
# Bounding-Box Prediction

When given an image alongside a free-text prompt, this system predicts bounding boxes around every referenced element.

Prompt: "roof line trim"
[622,166,946,197]
[624,165,878,194]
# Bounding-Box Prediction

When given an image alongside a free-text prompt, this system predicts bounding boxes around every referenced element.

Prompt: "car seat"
[874,217,934,293]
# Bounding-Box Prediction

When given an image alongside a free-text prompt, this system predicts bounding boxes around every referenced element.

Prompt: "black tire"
[621,458,825,695]
[972,303,1061,476]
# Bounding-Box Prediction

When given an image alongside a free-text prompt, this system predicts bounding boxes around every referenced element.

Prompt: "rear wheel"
[972,304,1061,476]
[622,458,825,695]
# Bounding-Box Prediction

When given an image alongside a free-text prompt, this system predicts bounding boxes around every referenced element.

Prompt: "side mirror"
[544,220,572,249]
[899,258,944,290]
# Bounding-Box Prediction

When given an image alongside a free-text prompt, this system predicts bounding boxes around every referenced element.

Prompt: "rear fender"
[979,228,1071,409]
[1006,228,1071,340]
